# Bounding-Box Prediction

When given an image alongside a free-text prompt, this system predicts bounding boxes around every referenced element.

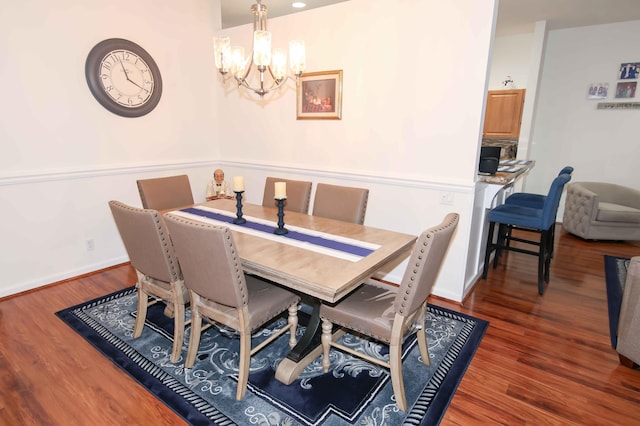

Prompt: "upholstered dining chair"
[137,174,194,211]
[108,200,188,363]
[163,213,301,400]
[482,173,571,295]
[312,183,369,225]
[319,213,459,411]
[262,177,312,214]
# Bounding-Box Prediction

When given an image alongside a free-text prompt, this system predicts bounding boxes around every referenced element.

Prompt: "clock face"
[99,49,155,108]
[86,39,162,117]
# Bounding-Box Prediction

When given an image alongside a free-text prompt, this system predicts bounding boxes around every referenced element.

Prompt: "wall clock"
[85,38,162,117]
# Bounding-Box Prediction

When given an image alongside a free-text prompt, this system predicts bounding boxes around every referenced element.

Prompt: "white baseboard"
[0,257,129,299]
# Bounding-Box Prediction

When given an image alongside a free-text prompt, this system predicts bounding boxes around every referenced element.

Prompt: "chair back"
[394,213,459,316]
[558,166,574,176]
[541,173,572,229]
[312,183,369,224]
[137,174,194,211]
[164,214,247,308]
[262,177,312,213]
[108,201,181,283]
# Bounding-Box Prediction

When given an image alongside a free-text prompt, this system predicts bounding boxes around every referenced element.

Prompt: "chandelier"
[213,0,306,98]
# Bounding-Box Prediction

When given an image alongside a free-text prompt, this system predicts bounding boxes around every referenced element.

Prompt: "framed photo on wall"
[619,62,640,80]
[296,70,343,120]
[587,82,608,99]
[615,81,637,98]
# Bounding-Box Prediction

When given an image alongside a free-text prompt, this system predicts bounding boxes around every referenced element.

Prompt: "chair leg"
[287,304,299,349]
[482,221,496,279]
[236,329,251,400]
[389,340,407,411]
[494,224,507,268]
[321,320,333,373]
[537,230,549,295]
[504,225,513,251]
[416,305,430,366]
[171,299,185,363]
[549,224,556,259]
[185,293,202,368]
[544,229,553,283]
[133,285,148,339]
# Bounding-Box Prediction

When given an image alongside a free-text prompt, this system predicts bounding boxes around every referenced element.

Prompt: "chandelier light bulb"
[253,31,272,67]
[230,46,247,79]
[213,1,306,97]
[213,36,231,72]
[289,40,306,76]
[271,48,287,80]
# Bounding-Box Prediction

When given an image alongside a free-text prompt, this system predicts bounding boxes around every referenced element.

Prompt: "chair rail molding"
[219,159,474,194]
[0,160,218,186]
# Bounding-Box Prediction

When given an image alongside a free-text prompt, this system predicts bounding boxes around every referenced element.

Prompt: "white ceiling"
[221,0,640,35]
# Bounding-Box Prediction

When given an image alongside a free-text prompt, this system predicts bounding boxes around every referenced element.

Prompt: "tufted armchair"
[562,182,640,241]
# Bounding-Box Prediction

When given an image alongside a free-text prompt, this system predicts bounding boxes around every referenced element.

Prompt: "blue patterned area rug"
[56,287,488,425]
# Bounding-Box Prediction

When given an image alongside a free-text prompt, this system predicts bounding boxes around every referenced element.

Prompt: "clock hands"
[119,58,145,90]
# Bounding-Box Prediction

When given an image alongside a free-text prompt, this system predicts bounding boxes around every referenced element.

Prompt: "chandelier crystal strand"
[212,0,306,97]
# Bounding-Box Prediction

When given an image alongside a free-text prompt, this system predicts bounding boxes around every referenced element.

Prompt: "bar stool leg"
[482,221,496,279]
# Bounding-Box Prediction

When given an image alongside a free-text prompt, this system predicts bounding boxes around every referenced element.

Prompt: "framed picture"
[296,70,343,120]
[619,62,640,80]
[615,81,637,99]
[587,83,608,99]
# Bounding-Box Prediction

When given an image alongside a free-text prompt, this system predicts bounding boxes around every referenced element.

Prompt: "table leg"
[275,299,345,385]
[287,301,321,362]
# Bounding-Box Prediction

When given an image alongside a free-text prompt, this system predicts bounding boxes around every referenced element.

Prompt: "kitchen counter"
[478,159,534,185]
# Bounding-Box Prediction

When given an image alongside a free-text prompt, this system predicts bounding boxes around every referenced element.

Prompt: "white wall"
[526,20,640,218]
[488,32,534,90]
[0,0,221,296]
[214,0,497,301]
[0,0,499,302]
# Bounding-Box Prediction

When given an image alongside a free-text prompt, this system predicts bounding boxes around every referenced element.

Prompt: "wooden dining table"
[167,198,416,384]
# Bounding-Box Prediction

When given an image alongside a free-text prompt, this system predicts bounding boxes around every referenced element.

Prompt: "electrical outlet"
[439,192,454,205]
[86,239,95,251]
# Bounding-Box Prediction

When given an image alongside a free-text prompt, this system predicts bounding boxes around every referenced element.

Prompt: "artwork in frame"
[587,83,608,100]
[619,62,640,80]
[296,70,343,120]
[615,81,637,99]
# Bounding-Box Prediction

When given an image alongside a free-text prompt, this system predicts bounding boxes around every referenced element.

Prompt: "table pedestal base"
[275,329,345,385]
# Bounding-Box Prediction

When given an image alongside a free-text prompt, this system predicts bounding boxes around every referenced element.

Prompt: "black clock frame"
[85,38,163,118]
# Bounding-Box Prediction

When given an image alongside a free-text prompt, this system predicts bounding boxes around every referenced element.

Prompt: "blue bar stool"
[504,166,574,209]
[482,173,572,295]
[503,166,574,258]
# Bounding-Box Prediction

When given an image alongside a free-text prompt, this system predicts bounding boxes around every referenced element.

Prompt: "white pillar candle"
[274,182,287,199]
[233,176,244,192]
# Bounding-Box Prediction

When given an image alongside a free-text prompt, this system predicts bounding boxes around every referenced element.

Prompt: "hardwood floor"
[1,226,639,424]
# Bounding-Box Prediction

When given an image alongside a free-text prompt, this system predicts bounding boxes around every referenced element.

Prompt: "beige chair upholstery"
[262,177,312,214]
[163,214,301,400]
[137,174,194,211]
[108,200,188,363]
[617,256,640,368]
[312,183,369,225]
[320,213,459,411]
[563,182,640,240]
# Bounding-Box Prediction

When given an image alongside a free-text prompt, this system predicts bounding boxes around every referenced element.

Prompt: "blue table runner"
[180,207,376,258]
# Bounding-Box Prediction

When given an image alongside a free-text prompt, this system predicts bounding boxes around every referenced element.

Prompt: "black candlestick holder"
[233,191,246,224]
[274,198,288,235]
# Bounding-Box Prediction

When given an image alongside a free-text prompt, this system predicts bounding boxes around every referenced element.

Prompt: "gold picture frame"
[296,70,343,120]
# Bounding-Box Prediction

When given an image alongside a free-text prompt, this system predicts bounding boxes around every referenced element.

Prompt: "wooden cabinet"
[482,89,526,139]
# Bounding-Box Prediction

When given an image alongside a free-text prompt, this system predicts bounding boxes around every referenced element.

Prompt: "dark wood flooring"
[1,226,639,425]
